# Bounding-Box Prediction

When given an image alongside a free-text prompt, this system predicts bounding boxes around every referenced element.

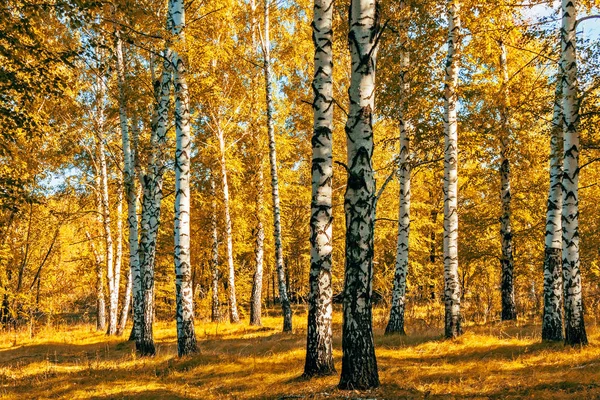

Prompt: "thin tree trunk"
[210,175,220,323]
[216,124,239,324]
[87,231,106,331]
[560,0,587,346]
[498,40,516,321]
[304,0,335,377]
[115,29,139,338]
[250,160,265,326]
[338,0,380,390]
[542,74,564,341]
[249,0,264,328]
[263,0,292,333]
[443,0,462,340]
[386,2,410,336]
[118,266,132,336]
[170,0,198,356]
[96,100,117,336]
[111,173,123,333]
[136,54,172,356]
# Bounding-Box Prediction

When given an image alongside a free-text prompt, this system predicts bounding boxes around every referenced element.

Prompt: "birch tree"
[304,0,335,377]
[542,74,564,341]
[170,0,198,356]
[249,0,264,328]
[115,29,139,337]
[498,40,516,321]
[210,175,220,323]
[338,0,381,390]
[386,0,410,336]
[215,122,239,323]
[86,230,105,331]
[94,69,119,336]
[443,0,462,339]
[250,155,265,326]
[136,55,172,356]
[263,0,292,332]
[560,0,587,346]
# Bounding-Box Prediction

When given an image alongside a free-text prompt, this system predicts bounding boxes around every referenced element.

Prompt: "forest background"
[1,0,600,352]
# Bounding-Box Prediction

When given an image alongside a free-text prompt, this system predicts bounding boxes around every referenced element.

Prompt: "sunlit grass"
[0,309,599,399]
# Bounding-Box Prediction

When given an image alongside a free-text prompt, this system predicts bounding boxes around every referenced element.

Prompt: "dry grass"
[1,309,599,399]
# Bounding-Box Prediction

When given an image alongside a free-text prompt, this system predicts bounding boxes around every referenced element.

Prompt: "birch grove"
[5,0,600,394]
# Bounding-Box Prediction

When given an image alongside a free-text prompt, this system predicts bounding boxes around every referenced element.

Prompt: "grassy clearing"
[0,309,599,399]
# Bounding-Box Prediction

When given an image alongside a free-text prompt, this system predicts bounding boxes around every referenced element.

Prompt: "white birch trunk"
[386,3,410,335]
[338,0,380,390]
[498,40,516,321]
[443,0,461,339]
[304,0,335,377]
[95,87,117,335]
[169,0,198,356]
[263,0,292,332]
[250,158,265,326]
[115,30,138,338]
[542,74,564,341]
[560,0,587,346]
[87,230,106,331]
[216,124,239,323]
[249,0,264,328]
[111,173,123,333]
[210,175,220,323]
[136,54,172,356]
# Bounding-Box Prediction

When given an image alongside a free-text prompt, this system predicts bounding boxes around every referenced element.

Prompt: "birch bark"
[216,124,239,323]
[386,1,410,335]
[443,0,462,339]
[542,75,564,341]
[169,0,198,356]
[210,175,220,323]
[338,0,380,390]
[304,0,335,377]
[136,56,171,356]
[560,0,587,346]
[115,29,139,337]
[263,0,292,332]
[498,40,516,321]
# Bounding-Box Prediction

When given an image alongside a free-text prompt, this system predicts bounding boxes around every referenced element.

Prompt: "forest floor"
[0,308,599,399]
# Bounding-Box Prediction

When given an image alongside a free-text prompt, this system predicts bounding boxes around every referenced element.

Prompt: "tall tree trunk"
[304,0,335,377]
[263,0,292,333]
[250,159,265,326]
[498,40,516,321]
[136,54,172,356]
[560,0,587,346]
[338,0,380,390]
[386,2,410,336]
[111,174,123,333]
[170,0,198,357]
[249,0,264,328]
[216,124,239,324]
[96,96,117,336]
[115,29,139,338]
[118,265,132,335]
[443,0,462,339]
[87,231,106,331]
[542,75,564,341]
[210,175,220,323]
